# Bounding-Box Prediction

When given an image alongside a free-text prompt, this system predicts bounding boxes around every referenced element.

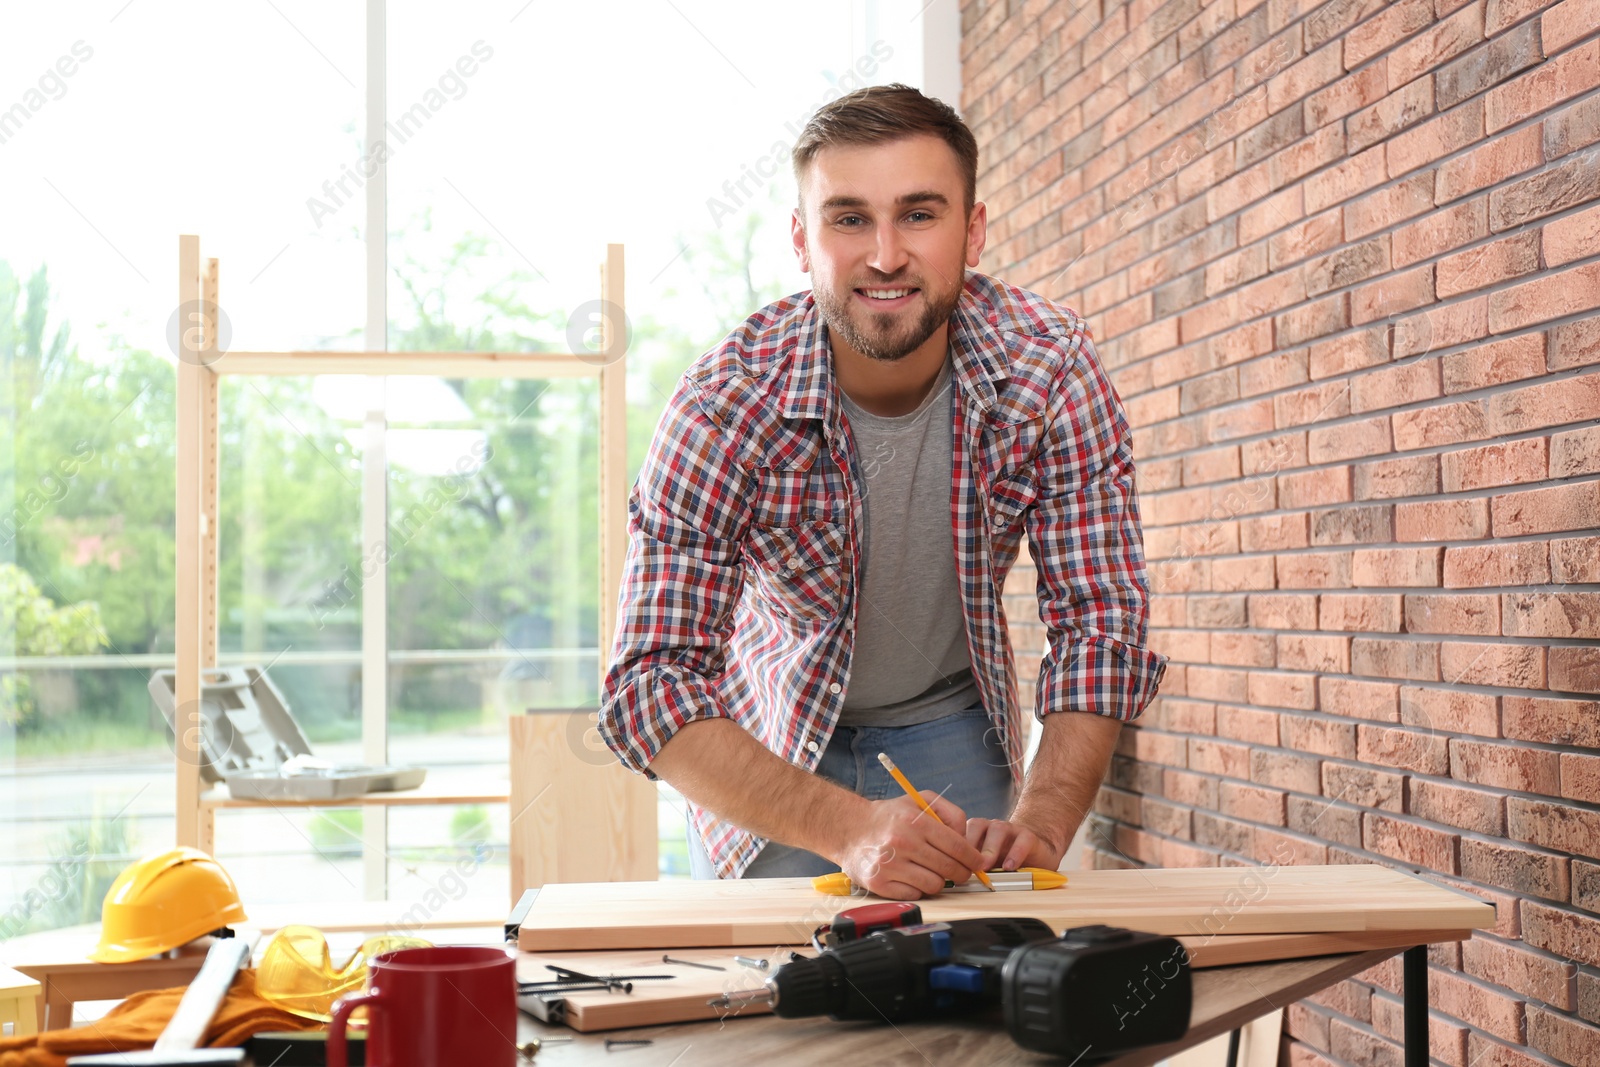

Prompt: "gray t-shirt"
[836,356,981,727]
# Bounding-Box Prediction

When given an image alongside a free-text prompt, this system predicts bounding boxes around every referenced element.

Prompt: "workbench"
[510,945,1423,1066]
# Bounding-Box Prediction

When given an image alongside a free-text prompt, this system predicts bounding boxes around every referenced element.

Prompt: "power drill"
[711,917,1191,1059]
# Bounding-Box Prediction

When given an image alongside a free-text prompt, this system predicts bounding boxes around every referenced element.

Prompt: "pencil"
[876,752,996,892]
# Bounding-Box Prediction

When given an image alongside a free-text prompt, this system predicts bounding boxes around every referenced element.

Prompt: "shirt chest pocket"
[742,519,849,622]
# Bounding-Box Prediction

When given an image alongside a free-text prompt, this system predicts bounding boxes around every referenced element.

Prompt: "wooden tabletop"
[508,948,1401,1066]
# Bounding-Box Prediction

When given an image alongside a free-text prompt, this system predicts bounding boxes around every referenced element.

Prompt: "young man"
[599,84,1165,899]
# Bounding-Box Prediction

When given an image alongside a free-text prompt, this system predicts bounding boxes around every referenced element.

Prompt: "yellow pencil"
[876,752,996,892]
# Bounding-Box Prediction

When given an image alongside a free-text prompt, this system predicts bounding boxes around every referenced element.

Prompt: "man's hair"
[791,83,979,217]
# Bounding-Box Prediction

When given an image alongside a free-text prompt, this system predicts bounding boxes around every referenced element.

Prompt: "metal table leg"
[1404,945,1427,1067]
[1224,1028,1240,1067]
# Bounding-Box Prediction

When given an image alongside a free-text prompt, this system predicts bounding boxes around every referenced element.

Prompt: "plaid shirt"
[599,270,1167,878]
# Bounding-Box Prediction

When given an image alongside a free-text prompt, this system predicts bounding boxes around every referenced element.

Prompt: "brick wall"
[964,0,1600,1063]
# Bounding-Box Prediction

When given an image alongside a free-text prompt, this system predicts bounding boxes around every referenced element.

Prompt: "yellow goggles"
[255,925,432,1021]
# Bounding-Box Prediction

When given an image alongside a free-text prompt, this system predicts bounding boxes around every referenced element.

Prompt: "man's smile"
[855,286,920,309]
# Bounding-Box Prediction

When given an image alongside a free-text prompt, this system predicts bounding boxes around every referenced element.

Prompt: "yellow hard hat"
[90,847,248,963]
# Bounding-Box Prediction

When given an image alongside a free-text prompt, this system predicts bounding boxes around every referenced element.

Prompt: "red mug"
[328,945,518,1067]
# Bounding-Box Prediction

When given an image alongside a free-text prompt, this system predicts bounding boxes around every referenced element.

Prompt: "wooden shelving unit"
[172,235,655,887]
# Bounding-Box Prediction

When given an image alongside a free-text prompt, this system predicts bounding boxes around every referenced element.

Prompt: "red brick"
[1219,781,1288,825]
[1551,536,1600,582]
[1238,185,1304,246]
[1544,0,1600,52]
[1358,723,1450,774]
[1364,812,1459,872]
[1319,593,1404,632]
[1544,90,1600,158]
[1349,77,1437,155]
[1268,40,1344,112]
[1352,637,1441,681]
[1351,359,1442,414]
[1465,1034,1555,1067]
[1396,498,1490,540]
[1493,480,1600,536]
[1553,424,1600,477]
[1352,546,1442,587]
[1388,3,1485,89]
[1276,549,1352,587]
[1354,454,1441,500]
[1391,398,1491,452]
[1306,62,1388,129]
[1562,751,1600,803]
[1392,198,1487,268]
[1545,200,1600,267]
[1439,438,1548,493]
[1288,795,1364,848]
[1392,294,1488,358]
[1551,646,1600,693]
[1399,684,1498,736]
[1522,899,1600,966]
[1192,810,1250,855]
[1239,349,1311,398]
[1527,1004,1600,1066]
[1489,372,1600,436]
[1277,633,1351,671]
[1278,467,1352,509]
[1487,38,1600,132]
[1345,179,1436,245]
[1486,0,1551,35]
[1322,761,1404,809]
[1275,379,1351,427]
[1403,593,1501,635]
[1188,737,1253,778]
[1218,704,1281,745]
[1464,935,1575,1011]
[1369,993,1469,1064]
[1430,968,1526,1040]
[1315,977,1373,1021]
[1451,738,1561,793]
[1308,327,1388,379]
[1503,591,1600,639]
[1440,640,1547,688]
[1242,431,1308,476]
[1434,125,1543,203]
[1461,838,1570,900]
[1164,768,1219,807]
[1490,151,1600,233]
[1550,316,1600,370]
[1304,234,1391,297]
[1308,416,1392,463]
[1251,749,1323,792]
[1247,670,1317,709]
[1410,778,1506,835]
[1305,145,1386,213]
[1212,632,1278,666]
[1440,332,1546,393]
[1320,676,1400,721]
[1437,231,1542,298]
[1206,398,1277,441]
[1310,503,1393,545]
[1211,556,1276,591]
[1495,261,1600,333]
[1343,0,1435,70]
[1243,512,1310,551]
[1387,98,1484,178]
[1275,294,1350,346]
[1442,542,1552,586]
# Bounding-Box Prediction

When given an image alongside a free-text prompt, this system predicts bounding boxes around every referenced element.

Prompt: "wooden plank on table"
[517,865,1494,951]
[518,947,777,1032]
[1176,928,1472,968]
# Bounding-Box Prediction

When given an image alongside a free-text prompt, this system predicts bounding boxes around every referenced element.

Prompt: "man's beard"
[814,267,965,363]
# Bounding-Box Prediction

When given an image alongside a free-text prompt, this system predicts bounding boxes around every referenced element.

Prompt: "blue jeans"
[687,703,1015,879]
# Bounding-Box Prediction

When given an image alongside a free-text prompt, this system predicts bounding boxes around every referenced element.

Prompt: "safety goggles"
[255,925,432,1020]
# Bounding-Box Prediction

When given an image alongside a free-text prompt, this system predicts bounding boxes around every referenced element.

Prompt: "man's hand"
[964,817,1065,873]
[836,792,988,900]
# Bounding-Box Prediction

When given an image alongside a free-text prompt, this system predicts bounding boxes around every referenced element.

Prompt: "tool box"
[148,666,426,800]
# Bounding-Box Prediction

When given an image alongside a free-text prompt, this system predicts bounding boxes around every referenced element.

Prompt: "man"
[599,83,1165,899]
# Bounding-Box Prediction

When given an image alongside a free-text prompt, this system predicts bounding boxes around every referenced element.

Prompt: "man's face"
[792,134,986,363]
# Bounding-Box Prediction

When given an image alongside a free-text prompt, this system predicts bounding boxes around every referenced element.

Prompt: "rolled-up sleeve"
[598,378,752,776]
[1028,326,1167,723]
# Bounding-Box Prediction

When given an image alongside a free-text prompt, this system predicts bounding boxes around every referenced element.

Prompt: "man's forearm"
[648,718,866,861]
[1009,712,1122,858]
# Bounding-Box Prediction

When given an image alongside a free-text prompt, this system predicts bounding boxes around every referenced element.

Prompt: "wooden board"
[517,865,1493,951]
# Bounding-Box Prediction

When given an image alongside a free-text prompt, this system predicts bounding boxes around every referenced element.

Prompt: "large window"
[3,0,944,929]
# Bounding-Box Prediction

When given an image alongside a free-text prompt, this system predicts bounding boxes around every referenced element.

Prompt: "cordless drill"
[712,918,1192,1059]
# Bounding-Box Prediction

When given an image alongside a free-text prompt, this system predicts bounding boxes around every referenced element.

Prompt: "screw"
[605,1038,653,1051]
[663,954,726,971]
[733,955,769,970]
